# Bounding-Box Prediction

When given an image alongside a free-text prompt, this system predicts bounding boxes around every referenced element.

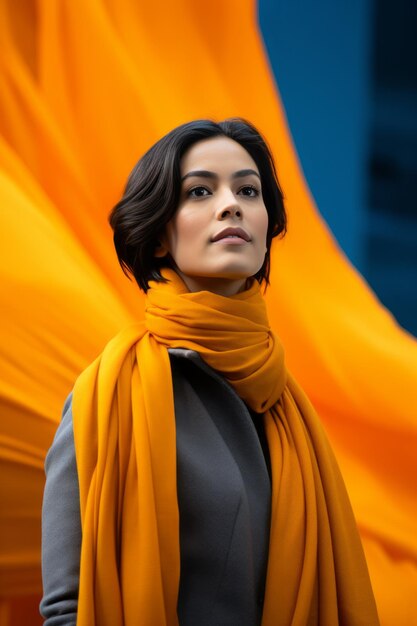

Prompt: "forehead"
[180,136,259,175]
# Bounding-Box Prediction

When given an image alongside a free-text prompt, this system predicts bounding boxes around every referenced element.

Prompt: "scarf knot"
[145,269,287,412]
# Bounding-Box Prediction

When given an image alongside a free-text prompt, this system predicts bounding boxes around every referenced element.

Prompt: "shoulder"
[45,393,74,471]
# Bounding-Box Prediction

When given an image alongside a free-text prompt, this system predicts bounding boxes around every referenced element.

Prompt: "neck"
[174,270,251,297]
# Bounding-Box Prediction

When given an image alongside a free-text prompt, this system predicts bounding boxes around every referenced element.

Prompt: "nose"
[215,188,242,220]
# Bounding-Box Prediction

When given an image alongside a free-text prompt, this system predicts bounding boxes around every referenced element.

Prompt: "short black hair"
[109,118,286,292]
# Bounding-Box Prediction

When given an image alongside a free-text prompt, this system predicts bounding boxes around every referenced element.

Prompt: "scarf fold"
[72,269,379,626]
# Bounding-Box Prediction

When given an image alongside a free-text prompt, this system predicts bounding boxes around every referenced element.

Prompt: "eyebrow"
[181,168,260,182]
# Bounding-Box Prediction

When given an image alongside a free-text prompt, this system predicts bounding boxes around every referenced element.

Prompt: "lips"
[211,227,251,242]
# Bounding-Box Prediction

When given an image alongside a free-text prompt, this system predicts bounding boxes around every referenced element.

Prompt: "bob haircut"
[109,118,286,292]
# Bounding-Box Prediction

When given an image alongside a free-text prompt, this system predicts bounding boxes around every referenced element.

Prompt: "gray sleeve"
[40,393,81,625]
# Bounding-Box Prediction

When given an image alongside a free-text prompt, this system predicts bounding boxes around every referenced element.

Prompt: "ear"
[154,240,169,258]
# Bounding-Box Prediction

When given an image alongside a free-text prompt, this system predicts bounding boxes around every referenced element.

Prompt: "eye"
[238,185,260,197]
[187,186,211,198]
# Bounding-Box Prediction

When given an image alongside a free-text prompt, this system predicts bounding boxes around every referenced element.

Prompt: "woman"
[40,119,379,625]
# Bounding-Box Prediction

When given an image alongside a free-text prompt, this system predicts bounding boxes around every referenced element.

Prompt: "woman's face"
[158,137,269,296]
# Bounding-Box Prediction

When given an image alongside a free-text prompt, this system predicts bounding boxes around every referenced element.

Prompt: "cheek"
[253,207,269,243]
[165,212,202,255]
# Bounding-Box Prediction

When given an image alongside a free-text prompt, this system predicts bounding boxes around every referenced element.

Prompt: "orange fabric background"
[0,1,416,624]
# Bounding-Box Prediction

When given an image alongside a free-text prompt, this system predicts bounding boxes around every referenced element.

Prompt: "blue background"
[259,0,417,336]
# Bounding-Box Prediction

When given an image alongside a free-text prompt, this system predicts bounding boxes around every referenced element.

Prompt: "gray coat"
[40,349,272,625]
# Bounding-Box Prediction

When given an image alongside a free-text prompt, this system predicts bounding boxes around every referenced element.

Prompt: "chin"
[210,272,253,282]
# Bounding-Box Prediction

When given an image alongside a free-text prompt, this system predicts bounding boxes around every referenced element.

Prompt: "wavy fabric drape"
[0,1,416,625]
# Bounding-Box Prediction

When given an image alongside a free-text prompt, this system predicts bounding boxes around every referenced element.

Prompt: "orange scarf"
[72,269,379,626]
